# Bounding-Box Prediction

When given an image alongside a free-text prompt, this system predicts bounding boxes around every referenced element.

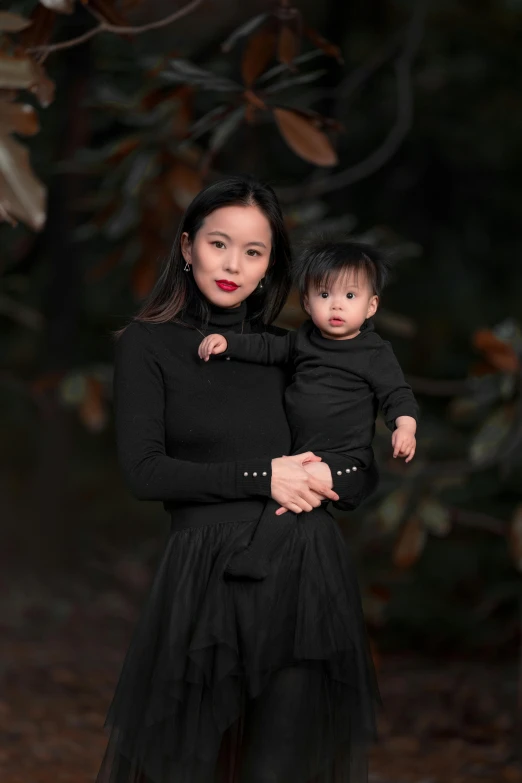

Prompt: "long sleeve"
[367,342,419,432]
[314,452,380,510]
[114,324,272,502]
[223,330,297,365]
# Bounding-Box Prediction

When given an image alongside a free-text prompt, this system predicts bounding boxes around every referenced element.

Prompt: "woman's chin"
[200,285,247,309]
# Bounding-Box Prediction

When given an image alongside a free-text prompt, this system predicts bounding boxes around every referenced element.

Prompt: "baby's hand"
[198,334,228,361]
[391,426,416,463]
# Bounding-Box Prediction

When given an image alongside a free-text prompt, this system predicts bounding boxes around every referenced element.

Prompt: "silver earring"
[258,278,265,290]
[183,261,190,272]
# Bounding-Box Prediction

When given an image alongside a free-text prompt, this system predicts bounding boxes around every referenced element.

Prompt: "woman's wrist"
[236,460,272,498]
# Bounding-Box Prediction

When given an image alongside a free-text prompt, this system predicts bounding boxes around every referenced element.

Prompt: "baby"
[199,240,419,580]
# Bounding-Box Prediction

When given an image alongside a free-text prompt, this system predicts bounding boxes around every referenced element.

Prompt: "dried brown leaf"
[393,515,427,569]
[243,89,266,111]
[473,329,519,373]
[0,101,39,136]
[39,0,74,14]
[304,26,344,64]
[0,53,54,107]
[18,5,56,49]
[107,136,141,164]
[79,376,107,432]
[0,53,35,90]
[0,12,33,32]
[0,133,46,229]
[85,0,130,29]
[242,22,277,88]
[0,89,18,102]
[277,25,300,67]
[29,60,55,107]
[273,107,338,167]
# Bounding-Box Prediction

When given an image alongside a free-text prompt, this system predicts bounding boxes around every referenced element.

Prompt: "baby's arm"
[392,415,417,462]
[199,330,297,365]
[369,342,419,462]
[199,333,228,360]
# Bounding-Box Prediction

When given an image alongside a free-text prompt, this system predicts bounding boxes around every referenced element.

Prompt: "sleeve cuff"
[386,405,419,431]
[236,459,272,498]
[316,453,379,509]
[327,455,364,497]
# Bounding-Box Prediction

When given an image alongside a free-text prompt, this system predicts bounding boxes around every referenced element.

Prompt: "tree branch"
[277,0,430,203]
[27,0,204,56]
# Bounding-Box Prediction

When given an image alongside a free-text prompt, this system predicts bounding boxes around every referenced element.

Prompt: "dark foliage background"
[1,1,522,780]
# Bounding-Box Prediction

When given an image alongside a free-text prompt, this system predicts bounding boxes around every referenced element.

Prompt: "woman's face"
[181,205,272,308]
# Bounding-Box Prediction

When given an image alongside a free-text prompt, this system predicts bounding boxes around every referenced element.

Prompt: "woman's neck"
[183,295,248,330]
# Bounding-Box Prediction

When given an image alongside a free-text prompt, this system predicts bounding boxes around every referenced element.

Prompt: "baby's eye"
[213,241,226,249]
[346,292,355,299]
[320,292,329,299]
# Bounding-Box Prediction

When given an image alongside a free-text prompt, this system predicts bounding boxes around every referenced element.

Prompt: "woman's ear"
[367,295,379,319]
[181,232,192,264]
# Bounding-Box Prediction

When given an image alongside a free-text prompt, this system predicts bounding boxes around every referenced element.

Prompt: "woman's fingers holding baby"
[275,489,324,515]
[198,334,228,360]
[271,456,339,513]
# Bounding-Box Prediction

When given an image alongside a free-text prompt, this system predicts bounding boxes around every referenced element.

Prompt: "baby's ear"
[303,295,311,316]
[367,295,379,318]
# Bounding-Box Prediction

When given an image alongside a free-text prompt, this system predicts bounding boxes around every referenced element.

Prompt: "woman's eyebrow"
[207,230,267,248]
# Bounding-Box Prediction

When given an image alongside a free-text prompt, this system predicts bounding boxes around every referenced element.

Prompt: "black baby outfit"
[220,318,419,579]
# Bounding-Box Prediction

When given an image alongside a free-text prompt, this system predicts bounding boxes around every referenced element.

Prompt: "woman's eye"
[213,241,225,249]
[246,249,260,257]
[320,292,329,299]
[346,293,355,299]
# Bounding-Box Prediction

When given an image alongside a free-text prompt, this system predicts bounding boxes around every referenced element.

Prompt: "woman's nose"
[223,252,240,273]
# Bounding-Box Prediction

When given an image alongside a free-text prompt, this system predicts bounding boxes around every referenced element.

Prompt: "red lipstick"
[216,280,239,292]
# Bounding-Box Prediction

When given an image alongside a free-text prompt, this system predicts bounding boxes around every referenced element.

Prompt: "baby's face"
[304,269,378,340]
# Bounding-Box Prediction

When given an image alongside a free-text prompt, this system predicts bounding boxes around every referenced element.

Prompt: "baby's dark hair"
[294,238,392,308]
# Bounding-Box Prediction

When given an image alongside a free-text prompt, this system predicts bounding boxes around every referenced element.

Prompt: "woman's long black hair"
[121,175,292,333]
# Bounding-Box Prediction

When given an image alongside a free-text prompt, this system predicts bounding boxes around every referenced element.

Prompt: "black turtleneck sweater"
[113,301,366,516]
[222,318,419,470]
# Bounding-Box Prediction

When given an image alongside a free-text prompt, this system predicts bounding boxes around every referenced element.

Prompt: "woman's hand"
[274,460,334,516]
[271,453,339,515]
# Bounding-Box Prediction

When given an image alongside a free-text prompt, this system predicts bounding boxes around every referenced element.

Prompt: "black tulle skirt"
[96,501,379,783]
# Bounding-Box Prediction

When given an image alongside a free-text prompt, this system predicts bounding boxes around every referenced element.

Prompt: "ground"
[1,575,520,783]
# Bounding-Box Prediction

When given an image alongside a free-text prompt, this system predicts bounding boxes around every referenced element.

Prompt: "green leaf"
[160,60,241,92]
[418,497,451,537]
[376,488,409,532]
[221,13,268,52]
[469,406,514,465]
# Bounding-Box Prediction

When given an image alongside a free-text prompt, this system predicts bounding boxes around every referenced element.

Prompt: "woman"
[97,176,379,783]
